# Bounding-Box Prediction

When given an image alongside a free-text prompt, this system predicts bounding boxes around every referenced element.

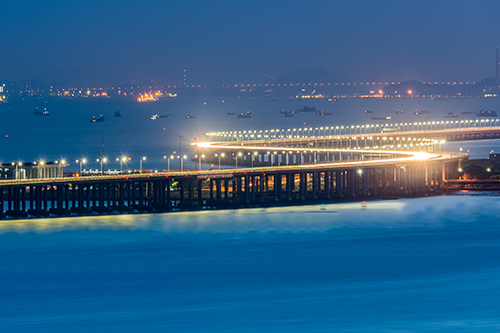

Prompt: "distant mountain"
[277,69,348,84]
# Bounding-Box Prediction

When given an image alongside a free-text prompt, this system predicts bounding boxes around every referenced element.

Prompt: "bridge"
[0,127,471,219]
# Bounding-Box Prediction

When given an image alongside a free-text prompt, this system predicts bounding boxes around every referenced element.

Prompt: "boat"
[414,110,430,115]
[316,111,332,116]
[477,110,498,117]
[237,111,252,118]
[226,111,235,115]
[461,111,475,114]
[150,113,170,120]
[364,110,375,114]
[90,115,105,122]
[34,107,49,116]
[371,116,391,120]
[185,115,197,119]
[296,106,316,112]
[444,112,459,118]
[396,110,404,114]
[114,110,122,117]
[280,109,294,117]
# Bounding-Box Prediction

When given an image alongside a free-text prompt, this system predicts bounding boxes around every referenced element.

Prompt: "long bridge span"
[0,134,468,218]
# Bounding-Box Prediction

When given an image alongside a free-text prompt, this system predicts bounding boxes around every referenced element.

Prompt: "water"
[1,195,499,332]
[1,96,500,331]
[1,96,499,170]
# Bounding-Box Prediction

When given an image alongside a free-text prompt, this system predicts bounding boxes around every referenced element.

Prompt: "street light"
[59,159,66,178]
[181,155,187,171]
[13,162,23,179]
[198,154,204,170]
[116,156,127,172]
[236,152,242,169]
[140,156,146,173]
[97,157,107,175]
[216,153,225,170]
[76,158,86,174]
[164,155,175,172]
[252,151,258,168]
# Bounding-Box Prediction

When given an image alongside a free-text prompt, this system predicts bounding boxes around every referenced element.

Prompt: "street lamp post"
[181,155,187,171]
[217,153,225,170]
[198,154,204,170]
[97,158,107,176]
[14,162,22,180]
[236,152,242,169]
[140,156,146,173]
[179,136,182,170]
[117,157,127,172]
[59,160,65,178]
[165,155,175,172]
[76,159,86,175]
[252,151,258,168]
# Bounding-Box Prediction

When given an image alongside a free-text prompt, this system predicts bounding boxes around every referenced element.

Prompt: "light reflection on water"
[0,195,494,235]
[1,195,500,332]
[0,200,411,234]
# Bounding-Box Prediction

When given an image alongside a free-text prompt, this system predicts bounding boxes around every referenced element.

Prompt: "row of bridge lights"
[78,154,194,173]
[76,156,149,174]
[6,160,67,180]
[196,139,445,170]
[207,118,500,139]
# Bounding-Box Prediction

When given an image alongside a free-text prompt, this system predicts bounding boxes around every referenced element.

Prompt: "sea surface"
[1,96,500,331]
[0,96,499,170]
[1,195,500,332]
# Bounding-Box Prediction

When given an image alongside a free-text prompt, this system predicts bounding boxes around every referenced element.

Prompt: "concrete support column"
[324,171,330,198]
[224,179,229,202]
[274,174,281,201]
[362,170,368,196]
[396,168,401,190]
[335,171,342,197]
[130,182,136,208]
[382,169,387,192]
[139,181,144,207]
[13,188,20,212]
[245,175,250,203]
[21,187,27,213]
[237,176,243,204]
[99,183,104,209]
[78,184,84,209]
[166,178,171,209]
[0,188,3,216]
[118,182,124,207]
[178,181,184,207]
[198,179,203,207]
[57,185,63,210]
[187,180,193,207]
[209,179,214,207]
[312,171,318,199]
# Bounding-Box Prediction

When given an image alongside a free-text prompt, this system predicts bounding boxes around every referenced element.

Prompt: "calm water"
[1,96,500,331]
[0,195,499,332]
[0,96,499,170]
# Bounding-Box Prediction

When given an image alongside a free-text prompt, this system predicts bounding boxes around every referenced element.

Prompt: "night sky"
[1,0,500,86]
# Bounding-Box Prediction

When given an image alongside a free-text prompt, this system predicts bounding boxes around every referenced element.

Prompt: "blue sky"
[1,0,499,86]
